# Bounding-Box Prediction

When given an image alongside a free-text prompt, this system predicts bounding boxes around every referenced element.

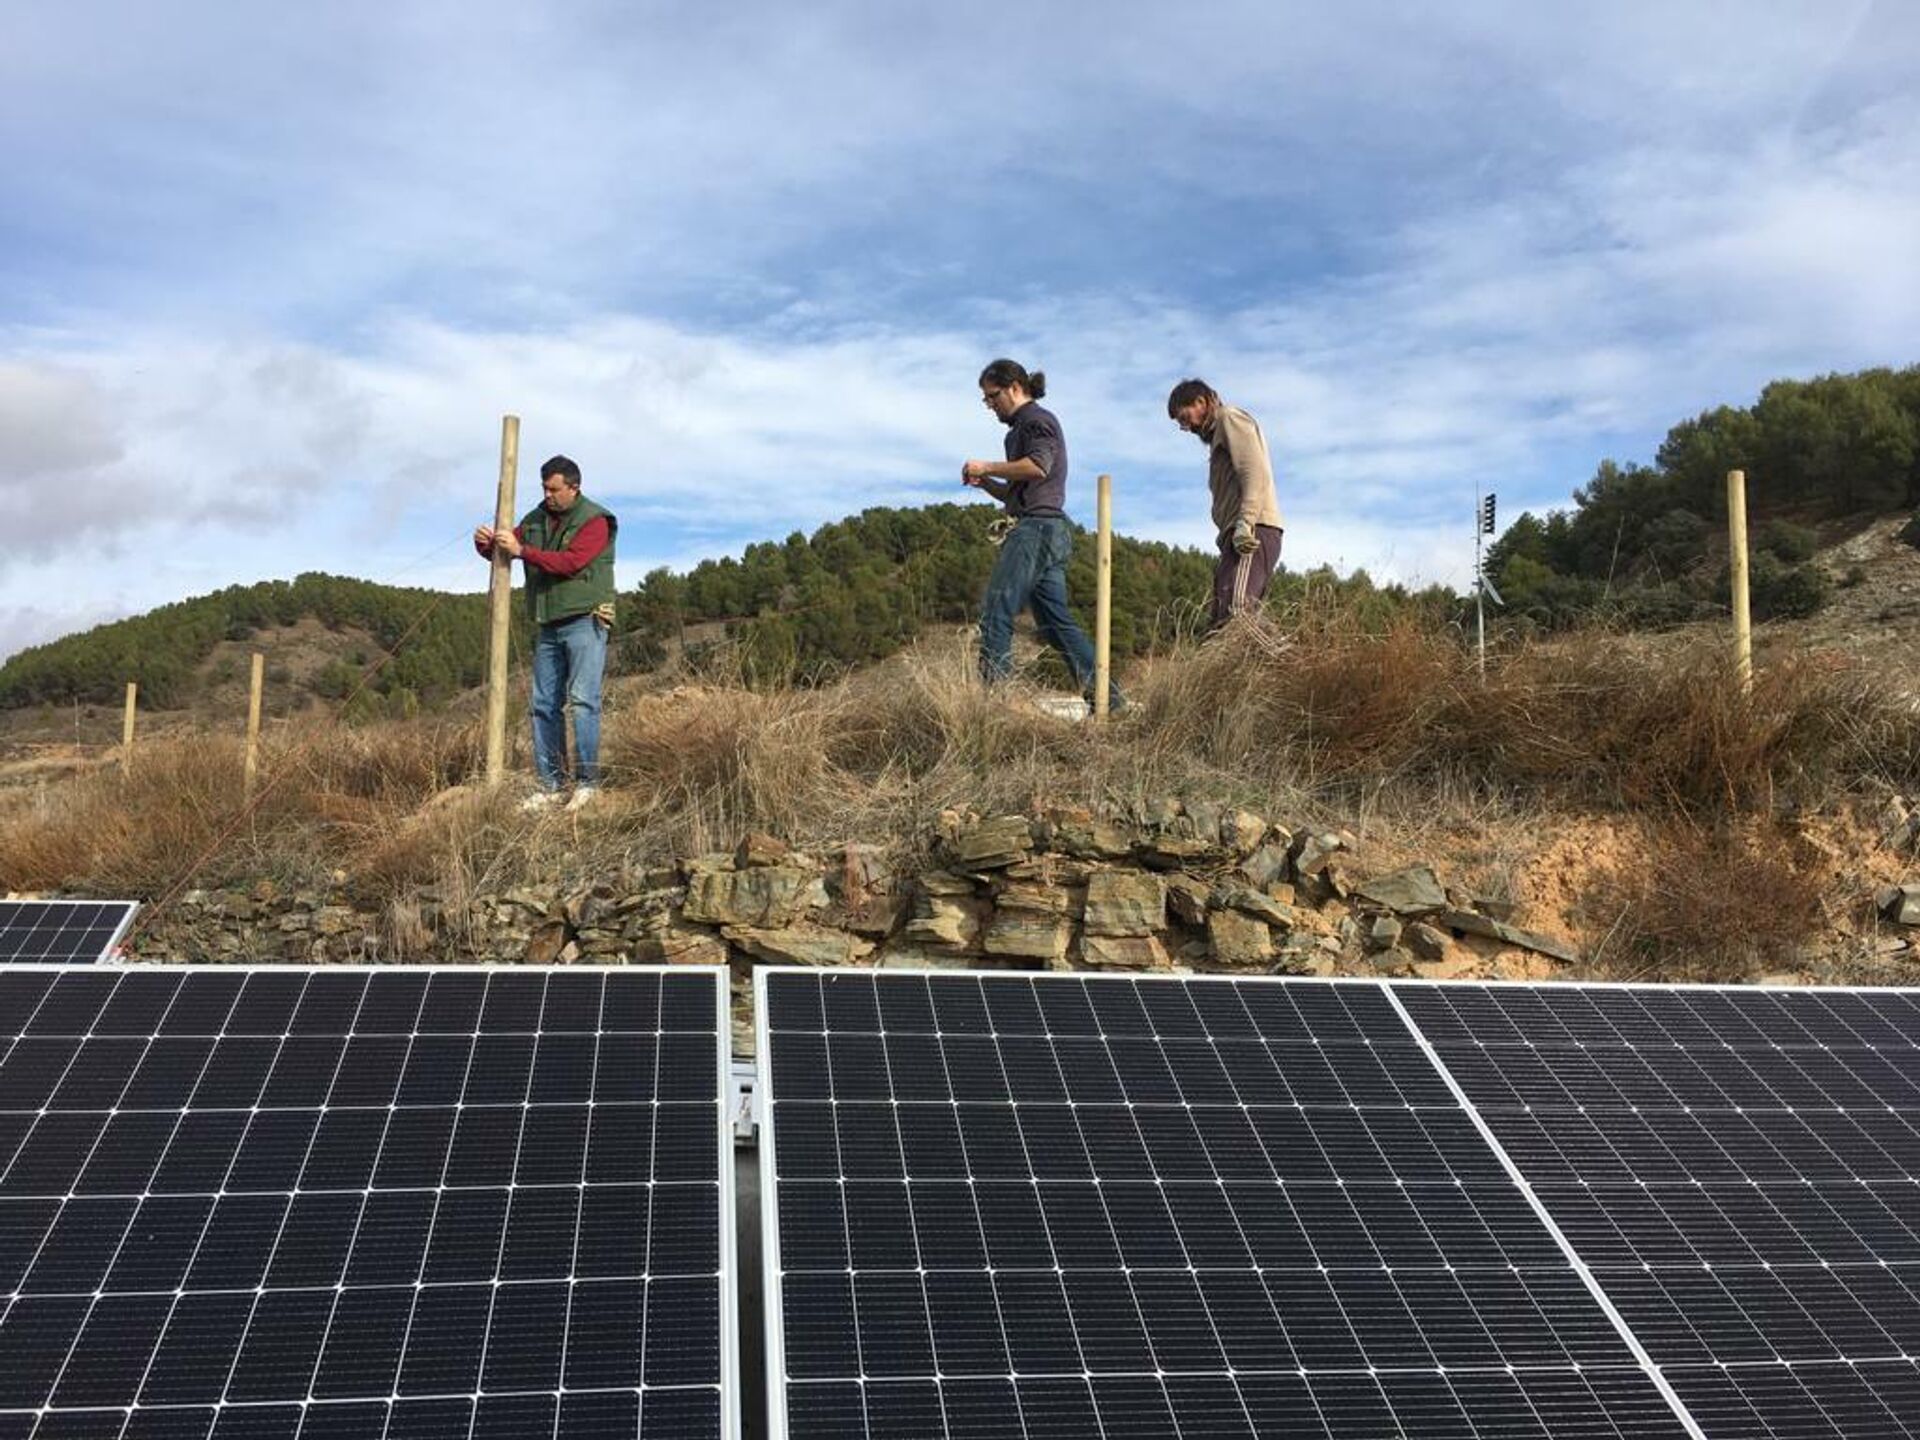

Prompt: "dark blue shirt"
[1002,401,1068,518]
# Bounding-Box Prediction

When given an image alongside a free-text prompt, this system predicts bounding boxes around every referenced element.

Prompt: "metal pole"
[1475,489,1486,680]
[1726,469,1752,694]
[1094,474,1112,720]
[121,682,137,778]
[485,415,521,785]
[244,652,265,796]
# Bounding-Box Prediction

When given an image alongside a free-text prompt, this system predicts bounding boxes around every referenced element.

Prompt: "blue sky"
[3,0,1917,659]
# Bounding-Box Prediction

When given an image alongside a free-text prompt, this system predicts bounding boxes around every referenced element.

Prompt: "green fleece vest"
[519,495,618,626]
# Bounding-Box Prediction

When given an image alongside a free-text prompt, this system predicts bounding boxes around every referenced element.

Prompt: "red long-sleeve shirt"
[475,515,611,577]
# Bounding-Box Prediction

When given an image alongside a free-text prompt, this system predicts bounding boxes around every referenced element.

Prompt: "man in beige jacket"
[1168,378,1285,627]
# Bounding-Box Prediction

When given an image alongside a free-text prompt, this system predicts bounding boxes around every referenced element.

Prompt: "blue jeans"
[978,516,1123,709]
[530,613,607,789]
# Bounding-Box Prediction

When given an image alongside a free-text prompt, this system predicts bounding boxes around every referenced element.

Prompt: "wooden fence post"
[486,415,520,786]
[121,682,137,777]
[244,652,265,796]
[1726,469,1752,694]
[1094,474,1112,720]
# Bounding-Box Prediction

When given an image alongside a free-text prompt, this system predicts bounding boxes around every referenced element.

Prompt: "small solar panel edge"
[0,899,139,965]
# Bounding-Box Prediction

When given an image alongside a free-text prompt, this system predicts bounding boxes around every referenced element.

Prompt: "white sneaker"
[565,786,600,811]
[519,790,563,813]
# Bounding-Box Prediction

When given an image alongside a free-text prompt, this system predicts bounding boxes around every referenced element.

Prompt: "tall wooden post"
[485,415,521,786]
[121,682,137,777]
[244,652,265,796]
[1094,474,1112,720]
[1726,469,1752,694]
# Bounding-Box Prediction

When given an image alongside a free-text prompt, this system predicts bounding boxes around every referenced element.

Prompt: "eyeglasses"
[981,387,1006,404]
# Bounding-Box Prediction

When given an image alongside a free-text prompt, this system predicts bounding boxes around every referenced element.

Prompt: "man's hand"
[1232,518,1258,554]
[474,525,494,550]
[494,529,523,558]
[961,459,993,486]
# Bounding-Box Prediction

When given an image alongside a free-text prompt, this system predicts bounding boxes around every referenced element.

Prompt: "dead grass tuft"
[1578,819,1828,982]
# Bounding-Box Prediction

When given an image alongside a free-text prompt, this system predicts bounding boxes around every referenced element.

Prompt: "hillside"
[1488,364,1920,629]
[0,504,1248,718]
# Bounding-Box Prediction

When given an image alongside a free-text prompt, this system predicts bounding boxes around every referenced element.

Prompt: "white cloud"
[3,2,1917,661]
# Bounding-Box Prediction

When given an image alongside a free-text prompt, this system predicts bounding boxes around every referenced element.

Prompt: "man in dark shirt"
[962,359,1124,713]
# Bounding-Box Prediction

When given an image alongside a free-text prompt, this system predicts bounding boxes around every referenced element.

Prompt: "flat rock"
[1355,865,1447,916]
[1367,915,1404,952]
[950,815,1036,868]
[1405,922,1450,962]
[1221,888,1296,929]
[1239,842,1292,889]
[1139,836,1219,870]
[735,832,790,868]
[1083,872,1166,937]
[723,924,874,967]
[1438,908,1580,964]
[683,866,821,928]
[1208,910,1273,968]
[984,908,1072,961]
[1078,934,1173,971]
[905,892,985,952]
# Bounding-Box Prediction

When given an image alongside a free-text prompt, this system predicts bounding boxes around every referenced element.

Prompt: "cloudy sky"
[3,0,1916,659]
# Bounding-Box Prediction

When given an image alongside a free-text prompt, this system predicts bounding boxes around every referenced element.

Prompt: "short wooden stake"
[1094,474,1112,720]
[244,652,265,795]
[485,415,521,786]
[1726,469,1752,694]
[121,682,137,777]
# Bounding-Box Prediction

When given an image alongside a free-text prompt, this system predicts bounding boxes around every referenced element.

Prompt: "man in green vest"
[473,455,618,811]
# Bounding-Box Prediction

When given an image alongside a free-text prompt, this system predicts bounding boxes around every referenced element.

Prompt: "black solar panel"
[758,970,1692,1440]
[0,964,737,1440]
[0,901,138,964]
[1400,982,1920,1440]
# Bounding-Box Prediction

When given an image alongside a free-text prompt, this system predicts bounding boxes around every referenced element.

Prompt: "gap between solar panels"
[0,963,740,1440]
[756,969,1920,1440]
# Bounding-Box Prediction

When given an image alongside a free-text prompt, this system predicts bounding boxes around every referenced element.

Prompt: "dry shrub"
[354,784,524,921]
[1578,819,1827,982]
[1470,635,1911,812]
[1136,611,1458,783]
[602,684,853,845]
[0,719,484,897]
[284,718,484,802]
[1134,607,1920,815]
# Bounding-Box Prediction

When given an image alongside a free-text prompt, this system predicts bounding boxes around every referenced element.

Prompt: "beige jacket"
[1206,402,1284,540]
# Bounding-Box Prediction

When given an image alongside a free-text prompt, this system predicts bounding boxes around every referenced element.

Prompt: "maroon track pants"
[1211,525,1284,628]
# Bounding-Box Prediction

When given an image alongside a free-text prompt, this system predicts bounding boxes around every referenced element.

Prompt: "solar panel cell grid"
[0,902,138,966]
[1400,981,1920,1440]
[760,971,1689,1440]
[0,965,735,1440]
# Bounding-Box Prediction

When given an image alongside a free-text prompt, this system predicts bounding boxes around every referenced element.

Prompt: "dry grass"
[1137,609,1919,815]
[1577,818,1830,983]
[0,718,484,897]
[5,607,1914,974]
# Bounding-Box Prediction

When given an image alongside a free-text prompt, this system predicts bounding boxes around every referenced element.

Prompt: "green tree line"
[0,574,494,712]
[1488,365,1920,630]
[616,503,1224,683]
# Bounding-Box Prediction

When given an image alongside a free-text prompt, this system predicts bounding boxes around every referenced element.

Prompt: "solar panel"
[0,901,138,964]
[0,964,738,1440]
[758,970,1693,1440]
[1399,981,1920,1440]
